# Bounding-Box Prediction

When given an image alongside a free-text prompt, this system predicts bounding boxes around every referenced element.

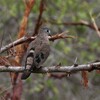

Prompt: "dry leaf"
[81,71,88,88]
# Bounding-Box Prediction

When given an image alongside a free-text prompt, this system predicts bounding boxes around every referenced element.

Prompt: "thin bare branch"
[0,62,100,73]
[33,0,45,36]
[0,32,73,53]
[45,20,100,31]
[0,33,5,50]
[0,36,31,54]
[89,13,100,37]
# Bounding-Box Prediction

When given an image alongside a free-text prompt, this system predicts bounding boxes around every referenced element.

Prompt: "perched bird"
[21,25,51,80]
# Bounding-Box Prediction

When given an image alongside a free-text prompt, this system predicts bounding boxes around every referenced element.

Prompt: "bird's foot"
[38,66,43,69]
[31,66,42,71]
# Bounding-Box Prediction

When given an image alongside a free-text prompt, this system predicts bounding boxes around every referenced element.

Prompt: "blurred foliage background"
[0,0,100,100]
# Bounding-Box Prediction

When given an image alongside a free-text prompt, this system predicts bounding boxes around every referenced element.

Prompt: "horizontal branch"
[0,62,100,73]
[0,31,73,53]
[47,20,100,31]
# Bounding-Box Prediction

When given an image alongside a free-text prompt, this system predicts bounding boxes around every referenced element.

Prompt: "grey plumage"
[21,26,51,80]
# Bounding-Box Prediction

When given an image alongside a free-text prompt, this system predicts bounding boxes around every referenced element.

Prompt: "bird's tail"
[21,71,31,80]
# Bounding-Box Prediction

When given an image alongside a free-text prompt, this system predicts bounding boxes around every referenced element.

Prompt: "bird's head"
[42,27,51,36]
[38,24,51,36]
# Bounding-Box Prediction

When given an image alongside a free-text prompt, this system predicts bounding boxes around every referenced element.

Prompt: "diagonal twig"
[0,32,74,54]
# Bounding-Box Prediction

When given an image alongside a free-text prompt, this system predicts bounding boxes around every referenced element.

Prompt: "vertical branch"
[90,13,100,38]
[11,0,35,100]
[18,0,35,38]
[0,33,5,50]
[16,0,35,63]
[33,0,45,36]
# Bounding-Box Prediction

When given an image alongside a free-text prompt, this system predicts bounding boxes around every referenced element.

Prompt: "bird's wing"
[33,43,50,68]
[24,41,35,70]
[21,41,36,80]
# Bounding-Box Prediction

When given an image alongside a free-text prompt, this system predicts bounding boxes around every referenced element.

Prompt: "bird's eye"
[46,29,51,34]
[42,27,51,35]
[47,30,49,32]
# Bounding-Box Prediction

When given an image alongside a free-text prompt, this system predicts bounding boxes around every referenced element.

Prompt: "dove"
[21,25,51,80]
